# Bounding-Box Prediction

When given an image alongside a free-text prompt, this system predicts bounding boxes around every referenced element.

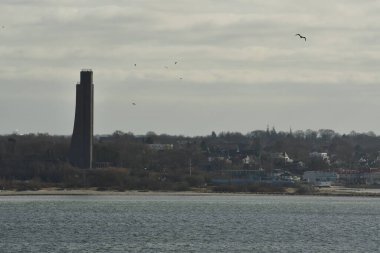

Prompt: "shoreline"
[1,186,380,197]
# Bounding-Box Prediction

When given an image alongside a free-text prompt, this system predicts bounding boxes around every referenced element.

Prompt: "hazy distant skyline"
[1,0,380,136]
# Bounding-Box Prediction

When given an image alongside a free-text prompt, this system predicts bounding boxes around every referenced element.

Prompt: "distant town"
[1,128,380,195]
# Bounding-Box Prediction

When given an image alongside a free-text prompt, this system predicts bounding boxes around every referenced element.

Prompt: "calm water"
[0,195,379,253]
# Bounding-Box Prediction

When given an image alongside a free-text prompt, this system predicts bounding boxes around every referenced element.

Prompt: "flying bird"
[295,34,306,41]
[132,103,136,106]
[175,61,178,65]
[134,64,137,67]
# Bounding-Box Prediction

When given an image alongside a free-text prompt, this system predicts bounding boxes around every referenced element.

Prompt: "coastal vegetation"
[0,129,379,193]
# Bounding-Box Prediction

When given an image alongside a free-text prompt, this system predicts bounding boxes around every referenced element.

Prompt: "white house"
[271,152,294,163]
[309,152,330,164]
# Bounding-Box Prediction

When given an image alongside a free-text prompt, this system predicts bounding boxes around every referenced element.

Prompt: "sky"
[1,0,380,136]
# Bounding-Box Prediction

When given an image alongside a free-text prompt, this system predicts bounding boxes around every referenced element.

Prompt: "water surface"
[0,195,379,252]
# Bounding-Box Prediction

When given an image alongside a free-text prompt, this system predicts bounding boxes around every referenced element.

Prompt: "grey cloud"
[1,0,380,135]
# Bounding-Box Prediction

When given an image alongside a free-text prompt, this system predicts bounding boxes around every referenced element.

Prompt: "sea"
[0,194,379,253]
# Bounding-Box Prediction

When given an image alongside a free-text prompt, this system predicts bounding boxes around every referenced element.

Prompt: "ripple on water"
[0,195,379,253]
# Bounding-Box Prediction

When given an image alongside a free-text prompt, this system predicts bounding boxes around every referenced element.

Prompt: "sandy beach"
[316,186,380,196]
[0,187,380,197]
[0,188,209,196]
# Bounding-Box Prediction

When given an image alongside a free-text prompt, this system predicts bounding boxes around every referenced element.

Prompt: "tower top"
[80,70,93,85]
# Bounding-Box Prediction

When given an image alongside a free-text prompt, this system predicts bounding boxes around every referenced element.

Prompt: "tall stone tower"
[69,70,94,169]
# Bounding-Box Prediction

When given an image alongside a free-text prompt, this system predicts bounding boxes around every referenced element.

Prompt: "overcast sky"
[1,0,380,136]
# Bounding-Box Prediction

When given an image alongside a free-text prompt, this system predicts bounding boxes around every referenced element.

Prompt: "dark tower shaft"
[69,70,94,169]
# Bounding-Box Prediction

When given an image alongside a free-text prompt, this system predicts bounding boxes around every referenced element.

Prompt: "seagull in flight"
[295,34,306,41]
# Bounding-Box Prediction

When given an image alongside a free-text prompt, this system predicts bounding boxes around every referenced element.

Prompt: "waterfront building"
[303,171,337,187]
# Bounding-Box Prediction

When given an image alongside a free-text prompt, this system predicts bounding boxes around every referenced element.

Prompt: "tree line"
[0,129,379,191]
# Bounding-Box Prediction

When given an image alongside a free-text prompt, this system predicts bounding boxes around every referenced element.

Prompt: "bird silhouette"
[295,34,306,41]
[132,103,136,106]
[175,61,178,65]
[134,64,137,67]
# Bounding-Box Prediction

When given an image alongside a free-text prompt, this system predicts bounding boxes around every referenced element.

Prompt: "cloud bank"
[1,0,380,135]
